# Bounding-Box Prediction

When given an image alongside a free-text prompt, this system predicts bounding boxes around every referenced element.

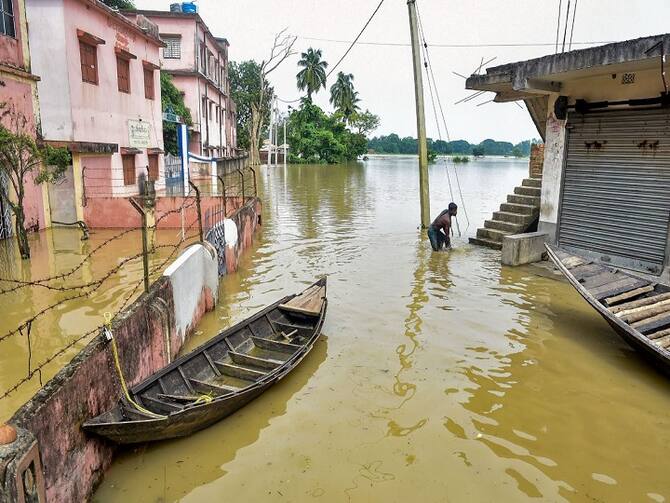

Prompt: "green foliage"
[296,48,328,101]
[287,102,367,164]
[452,156,470,163]
[160,72,193,156]
[229,60,274,150]
[330,72,360,120]
[349,110,380,135]
[100,0,135,9]
[512,146,523,158]
[368,134,540,157]
[427,150,437,164]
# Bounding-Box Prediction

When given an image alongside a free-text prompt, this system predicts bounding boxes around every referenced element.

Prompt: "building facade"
[467,34,670,279]
[0,0,44,237]
[126,9,237,159]
[25,0,165,226]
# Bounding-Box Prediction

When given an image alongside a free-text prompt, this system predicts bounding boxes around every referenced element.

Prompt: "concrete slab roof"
[466,33,670,98]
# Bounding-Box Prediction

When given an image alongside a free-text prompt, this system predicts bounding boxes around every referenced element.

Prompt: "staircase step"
[507,194,540,206]
[522,178,543,188]
[492,211,533,225]
[514,186,541,197]
[484,219,524,233]
[469,237,503,250]
[500,202,538,216]
[476,227,511,242]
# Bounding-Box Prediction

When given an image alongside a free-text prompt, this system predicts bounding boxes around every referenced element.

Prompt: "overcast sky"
[136,0,670,143]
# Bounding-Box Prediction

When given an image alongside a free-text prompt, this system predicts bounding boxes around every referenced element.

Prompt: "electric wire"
[326,0,386,78]
[568,0,578,51]
[555,0,563,54]
[561,0,572,53]
[301,36,613,49]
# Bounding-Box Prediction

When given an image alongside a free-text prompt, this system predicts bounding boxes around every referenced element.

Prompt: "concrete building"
[24,0,165,226]
[0,0,44,237]
[125,9,237,158]
[467,34,670,278]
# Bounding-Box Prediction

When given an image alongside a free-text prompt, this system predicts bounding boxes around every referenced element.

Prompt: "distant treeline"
[368,134,541,157]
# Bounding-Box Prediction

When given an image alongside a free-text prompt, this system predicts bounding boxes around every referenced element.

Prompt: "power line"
[561,0,572,52]
[555,0,563,53]
[326,0,386,78]
[569,0,579,51]
[301,36,614,49]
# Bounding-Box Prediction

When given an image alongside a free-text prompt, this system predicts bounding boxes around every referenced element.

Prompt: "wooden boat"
[83,278,327,444]
[546,244,670,372]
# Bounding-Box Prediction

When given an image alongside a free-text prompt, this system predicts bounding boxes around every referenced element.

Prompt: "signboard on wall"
[128,120,151,148]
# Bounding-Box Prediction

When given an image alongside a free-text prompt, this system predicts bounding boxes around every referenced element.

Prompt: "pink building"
[0,0,45,238]
[25,0,165,226]
[126,9,237,158]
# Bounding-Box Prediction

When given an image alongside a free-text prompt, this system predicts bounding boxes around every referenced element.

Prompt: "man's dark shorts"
[427,227,446,251]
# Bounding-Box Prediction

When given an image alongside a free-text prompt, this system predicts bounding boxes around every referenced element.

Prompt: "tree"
[296,48,328,101]
[0,104,70,258]
[160,72,193,156]
[100,0,135,9]
[472,146,485,157]
[248,30,296,165]
[329,72,359,121]
[229,61,274,151]
[349,110,380,136]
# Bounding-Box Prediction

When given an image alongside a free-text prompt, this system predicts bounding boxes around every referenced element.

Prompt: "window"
[1,0,15,38]
[79,41,98,84]
[143,68,154,99]
[122,155,135,185]
[201,97,207,118]
[147,154,159,181]
[162,36,181,59]
[214,106,218,123]
[117,56,130,93]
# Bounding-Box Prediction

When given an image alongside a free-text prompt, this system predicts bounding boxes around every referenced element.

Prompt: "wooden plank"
[580,271,620,289]
[188,378,238,395]
[651,334,670,347]
[592,278,648,300]
[157,393,202,403]
[631,313,670,335]
[570,263,606,281]
[648,328,670,341]
[279,286,325,317]
[251,336,301,354]
[142,395,183,413]
[214,361,266,381]
[562,256,589,269]
[230,351,283,370]
[617,299,670,323]
[610,292,670,314]
[202,349,222,376]
[605,285,656,306]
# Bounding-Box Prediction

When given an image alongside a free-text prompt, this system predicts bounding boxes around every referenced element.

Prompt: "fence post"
[249,166,257,196]
[189,181,204,242]
[129,198,150,293]
[217,175,227,216]
[237,166,245,202]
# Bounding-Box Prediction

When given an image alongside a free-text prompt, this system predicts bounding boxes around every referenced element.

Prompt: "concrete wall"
[2,243,219,502]
[529,143,544,178]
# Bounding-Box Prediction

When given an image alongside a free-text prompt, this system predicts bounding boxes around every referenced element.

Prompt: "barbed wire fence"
[0,189,200,402]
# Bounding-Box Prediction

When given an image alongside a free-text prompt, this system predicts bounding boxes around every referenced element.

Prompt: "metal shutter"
[558,108,670,275]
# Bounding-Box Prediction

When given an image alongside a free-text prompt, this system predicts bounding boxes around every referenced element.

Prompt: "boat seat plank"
[142,395,184,413]
[631,313,670,335]
[609,292,670,314]
[188,378,237,395]
[648,328,670,341]
[202,349,222,376]
[215,361,267,381]
[570,263,606,281]
[604,285,656,306]
[251,336,302,354]
[279,285,325,317]
[580,271,621,289]
[178,367,197,394]
[230,351,283,370]
[157,393,203,403]
[651,333,670,348]
[562,256,590,269]
[592,278,649,301]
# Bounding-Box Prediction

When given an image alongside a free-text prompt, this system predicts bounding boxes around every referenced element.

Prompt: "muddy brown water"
[4,156,670,502]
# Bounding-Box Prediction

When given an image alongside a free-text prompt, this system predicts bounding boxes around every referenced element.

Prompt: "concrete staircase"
[469,177,542,250]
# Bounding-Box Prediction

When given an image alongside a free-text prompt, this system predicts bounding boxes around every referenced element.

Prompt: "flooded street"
[81,157,670,501]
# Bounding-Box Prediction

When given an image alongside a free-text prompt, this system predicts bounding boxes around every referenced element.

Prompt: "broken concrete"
[502,231,550,266]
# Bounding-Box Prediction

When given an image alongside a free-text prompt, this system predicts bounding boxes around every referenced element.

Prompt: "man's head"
[448,202,458,216]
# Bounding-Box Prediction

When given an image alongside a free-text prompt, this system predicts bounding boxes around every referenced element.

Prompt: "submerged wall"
[1,244,219,503]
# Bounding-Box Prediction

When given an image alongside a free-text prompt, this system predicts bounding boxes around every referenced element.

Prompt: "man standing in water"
[427,203,458,251]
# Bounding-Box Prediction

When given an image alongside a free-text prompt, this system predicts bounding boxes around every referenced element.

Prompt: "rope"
[104,312,166,420]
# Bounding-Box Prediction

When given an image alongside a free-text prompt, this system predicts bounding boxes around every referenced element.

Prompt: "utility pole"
[283,120,287,168]
[407,0,430,228]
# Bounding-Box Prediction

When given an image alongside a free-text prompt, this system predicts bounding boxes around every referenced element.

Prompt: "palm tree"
[296,48,328,101]
[330,72,359,121]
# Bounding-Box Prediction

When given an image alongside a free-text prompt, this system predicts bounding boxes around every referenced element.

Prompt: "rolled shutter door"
[558,108,670,274]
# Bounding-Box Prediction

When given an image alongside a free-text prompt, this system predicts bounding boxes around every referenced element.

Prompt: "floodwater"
[0,227,196,422]
[14,155,670,502]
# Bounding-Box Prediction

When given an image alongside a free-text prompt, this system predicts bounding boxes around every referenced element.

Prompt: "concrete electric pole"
[407,0,430,228]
